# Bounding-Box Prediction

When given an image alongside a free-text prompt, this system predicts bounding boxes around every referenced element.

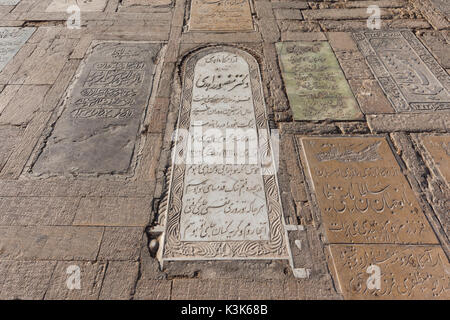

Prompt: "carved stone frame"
[352,30,450,112]
[162,46,289,261]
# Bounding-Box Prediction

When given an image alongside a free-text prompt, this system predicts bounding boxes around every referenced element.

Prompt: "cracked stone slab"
[276,41,363,121]
[298,136,439,244]
[32,42,161,176]
[353,30,450,112]
[162,46,289,261]
[0,27,35,73]
[188,0,254,32]
[46,0,108,12]
[327,244,450,299]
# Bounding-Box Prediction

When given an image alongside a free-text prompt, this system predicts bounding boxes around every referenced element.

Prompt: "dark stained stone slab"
[162,46,288,261]
[0,27,35,72]
[353,30,450,112]
[276,41,363,121]
[32,42,161,176]
[299,136,439,244]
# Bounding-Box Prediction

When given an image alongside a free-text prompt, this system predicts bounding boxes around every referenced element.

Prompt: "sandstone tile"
[419,135,450,185]
[0,260,56,300]
[281,31,326,41]
[278,20,321,32]
[367,113,450,133]
[274,8,303,20]
[0,84,19,113]
[99,261,139,300]
[134,279,172,300]
[276,41,362,120]
[0,196,79,226]
[334,50,374,80]
[73,197,151,227]
[9,37,77,85]
[327,32,358,51]
[0,84,50,125]
[0,27,35,73]
[45,261,107,300]
[0,226,104,260]
[189,0,253,32]
[98,227,143,261]
[272,2,308,10]
[320,19,431,31]
[328,244,450,299]
[299,136,439,244]
[348,79,395,114]
[0,125,22,171]
[303,8,394,20]
[418,31,450,69]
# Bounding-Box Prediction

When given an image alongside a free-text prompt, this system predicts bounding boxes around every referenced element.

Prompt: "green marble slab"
[276,41,362,121]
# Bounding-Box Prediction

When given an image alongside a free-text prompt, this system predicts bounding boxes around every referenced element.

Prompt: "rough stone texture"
[0,0,448,301]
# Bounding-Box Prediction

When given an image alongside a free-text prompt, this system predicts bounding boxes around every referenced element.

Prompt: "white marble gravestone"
[0,27,35,72]
[162,47,288,261]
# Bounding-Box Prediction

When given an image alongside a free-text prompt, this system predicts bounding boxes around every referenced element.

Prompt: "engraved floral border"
[352,30,450,112]
[162,46,288,260]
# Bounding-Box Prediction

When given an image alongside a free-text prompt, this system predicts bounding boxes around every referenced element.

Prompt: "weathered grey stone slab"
[162,46,288,261]
[276,41,363,120]
[0,27,35,73]
[189,0,254,32]
[46,0,108,12]
[32,42,161,176]
[353,30,450,112]
[0,0,20,5]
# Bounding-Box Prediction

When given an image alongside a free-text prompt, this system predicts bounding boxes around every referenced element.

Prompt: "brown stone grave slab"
[353,30,450,112]
[328,244,450,299]
[299,136,439,244]
[276,41,363,121]
[162,46,288,261]
[188,0,254,32]
[32,42,161,176]
[419,135,450,186]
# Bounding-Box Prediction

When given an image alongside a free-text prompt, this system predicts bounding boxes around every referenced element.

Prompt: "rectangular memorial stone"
[328,244,450,299]
[299,136,439,244]
[0,27,35,73]
[46,0,108,12]
[32,42,161,175]
[353,30,450,112]
[162,47,288,260]
[419,135,450,186]
[189,0,254,32]
[276,42,363,121]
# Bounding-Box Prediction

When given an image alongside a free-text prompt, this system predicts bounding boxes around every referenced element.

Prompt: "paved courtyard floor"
[0,0,449,300]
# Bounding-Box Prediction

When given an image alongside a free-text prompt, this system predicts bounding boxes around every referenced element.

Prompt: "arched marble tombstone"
[162,46,289,261]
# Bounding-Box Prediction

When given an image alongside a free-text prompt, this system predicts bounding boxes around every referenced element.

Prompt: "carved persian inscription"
[300,137,438,244]
[32,42,161,175]
[353,31,450,112]
[328,245,450,299]
[276,42,362,121]
[420,135,450,186]
[46,0,108,12]
[189,0,254,32]
[0,27,35,72]
[163,47,288,260]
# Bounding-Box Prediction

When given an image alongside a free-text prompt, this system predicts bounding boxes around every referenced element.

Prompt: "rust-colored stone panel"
[328,244,450,299]
[299,136,438,244]
[189,0,254,32]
